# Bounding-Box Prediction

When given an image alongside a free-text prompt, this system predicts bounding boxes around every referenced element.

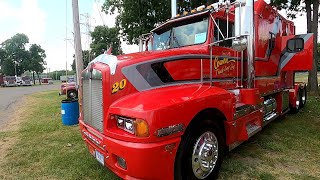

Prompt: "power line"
[94,0,106,26]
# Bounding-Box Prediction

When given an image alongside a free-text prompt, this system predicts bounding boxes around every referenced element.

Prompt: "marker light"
[196,5,205,11]
[135,119,150,137]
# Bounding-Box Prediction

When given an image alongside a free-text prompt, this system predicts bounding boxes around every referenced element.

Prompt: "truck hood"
[115,46,208,66]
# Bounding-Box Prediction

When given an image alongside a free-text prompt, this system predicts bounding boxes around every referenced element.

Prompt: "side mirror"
[287,38,304,53]
[232,37,247,52]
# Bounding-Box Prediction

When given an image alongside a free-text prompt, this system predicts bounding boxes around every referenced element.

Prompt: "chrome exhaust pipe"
[246,0,255,88]
[171,0,177,18]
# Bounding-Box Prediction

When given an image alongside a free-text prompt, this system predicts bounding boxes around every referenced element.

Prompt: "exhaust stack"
[246,0,255,88]
[171,0,177,18]
[234,0,255,88]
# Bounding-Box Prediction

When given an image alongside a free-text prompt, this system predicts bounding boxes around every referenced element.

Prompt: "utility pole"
[72,0,84,88]
[72,0,84,103]
[80,13,93,63]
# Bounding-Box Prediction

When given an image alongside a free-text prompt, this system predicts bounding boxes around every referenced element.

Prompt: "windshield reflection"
[152,17,209,50]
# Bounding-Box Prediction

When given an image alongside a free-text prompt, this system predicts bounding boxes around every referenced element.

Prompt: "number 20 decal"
[112,79,127,94]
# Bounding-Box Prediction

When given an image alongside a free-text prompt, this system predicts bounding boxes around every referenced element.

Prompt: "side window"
[213,19,235,47]
[287,38,304,53]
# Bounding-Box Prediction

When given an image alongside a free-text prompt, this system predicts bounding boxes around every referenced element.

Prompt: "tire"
[174,119,225,180]
[290,89,300,114]
[67,90,78,99]
[299,86,307,108]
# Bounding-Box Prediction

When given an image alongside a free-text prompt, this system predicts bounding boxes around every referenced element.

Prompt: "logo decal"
[214,57,236,75]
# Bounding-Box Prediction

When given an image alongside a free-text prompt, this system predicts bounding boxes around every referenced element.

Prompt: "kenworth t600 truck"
[79,0,313,179]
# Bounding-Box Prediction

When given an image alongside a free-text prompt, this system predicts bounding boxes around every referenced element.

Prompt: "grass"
[1,91,320,179]
[0,91,119,180]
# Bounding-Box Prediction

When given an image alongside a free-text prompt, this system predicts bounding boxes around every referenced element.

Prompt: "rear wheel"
[174,120,225,180]
[299,86,307,108]
[290,90,300,113]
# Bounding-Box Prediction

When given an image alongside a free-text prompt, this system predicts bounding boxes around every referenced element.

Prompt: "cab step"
[246,123,262,138]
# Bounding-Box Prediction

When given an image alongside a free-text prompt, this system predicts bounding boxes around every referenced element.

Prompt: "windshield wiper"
[164,29,173,49]
[172,29,180,48]
[164,29,180,49]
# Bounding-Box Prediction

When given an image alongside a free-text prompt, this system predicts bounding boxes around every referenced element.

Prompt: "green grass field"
[295,72,320,83]
[0,91,119,180]
[1,91,320,179]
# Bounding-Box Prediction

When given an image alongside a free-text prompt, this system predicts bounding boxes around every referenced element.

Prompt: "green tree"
[71,50,94,71]
[103,0,171,44]
[271,0,319,95]
[177,0,215,14]
[28,44,46,85]
[90,26,122,56]
[1,33,29,76]
[0,48,6,66]
[103,0,214,44]
[48,70,75,80]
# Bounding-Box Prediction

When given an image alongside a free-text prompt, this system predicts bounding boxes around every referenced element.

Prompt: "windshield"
[153,17,209,50]
[22,76,30,81]
[5,76,16,81]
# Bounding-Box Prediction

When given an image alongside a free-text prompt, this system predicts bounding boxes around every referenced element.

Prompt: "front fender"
[107,84,235,143]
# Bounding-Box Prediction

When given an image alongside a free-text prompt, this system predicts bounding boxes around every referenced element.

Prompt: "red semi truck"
[79,0,313,179]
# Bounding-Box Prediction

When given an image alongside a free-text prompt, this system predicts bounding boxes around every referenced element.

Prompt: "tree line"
[0,33,46,84]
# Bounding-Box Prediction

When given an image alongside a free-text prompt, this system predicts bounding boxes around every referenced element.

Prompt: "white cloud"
[17,0,46,44]
[0,0,46,44]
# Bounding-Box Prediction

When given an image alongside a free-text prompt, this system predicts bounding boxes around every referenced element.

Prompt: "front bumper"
[80,120,180,180]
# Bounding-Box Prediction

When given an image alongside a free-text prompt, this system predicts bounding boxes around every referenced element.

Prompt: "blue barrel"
[61,99,79,125]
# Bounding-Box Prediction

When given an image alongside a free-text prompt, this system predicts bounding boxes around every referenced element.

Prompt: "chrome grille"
[82,78,103,132]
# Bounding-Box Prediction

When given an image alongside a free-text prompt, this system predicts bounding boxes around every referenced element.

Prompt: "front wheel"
[175,120,225,180]
[67,90,78,99]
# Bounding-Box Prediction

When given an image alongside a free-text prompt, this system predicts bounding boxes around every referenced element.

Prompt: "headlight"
[115,116,149,137]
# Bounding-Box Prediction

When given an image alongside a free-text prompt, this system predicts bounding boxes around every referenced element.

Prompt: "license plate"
[95,150,104,166]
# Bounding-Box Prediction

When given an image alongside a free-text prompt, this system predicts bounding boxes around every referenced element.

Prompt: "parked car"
[16,76,22,86]
[41,78,53,84]
[59,82,78,99]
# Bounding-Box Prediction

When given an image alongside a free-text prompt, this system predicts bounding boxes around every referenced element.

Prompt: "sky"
[0,0,318,71]
[0,0,138,71]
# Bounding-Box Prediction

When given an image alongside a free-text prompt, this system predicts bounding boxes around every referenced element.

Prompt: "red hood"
[116,46,208,66]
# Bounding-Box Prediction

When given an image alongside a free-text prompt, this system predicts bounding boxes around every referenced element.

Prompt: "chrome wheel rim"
[296,93,300,109]
[69,92,76,98]
[192,131,218,179]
